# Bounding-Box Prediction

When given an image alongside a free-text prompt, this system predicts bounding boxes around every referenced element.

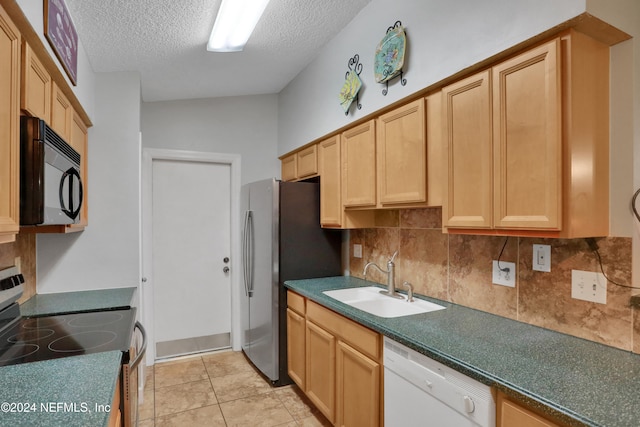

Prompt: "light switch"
[353,244,362,258]
[532,244,551,272]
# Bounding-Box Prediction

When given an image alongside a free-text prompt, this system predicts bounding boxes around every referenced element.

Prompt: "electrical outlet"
[532,244,551,272]
[571,270,606,304]
[492,261,516,287]
[353,244,362,258]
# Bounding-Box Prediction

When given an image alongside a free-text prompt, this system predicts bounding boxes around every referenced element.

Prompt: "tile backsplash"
[349,208,639,353]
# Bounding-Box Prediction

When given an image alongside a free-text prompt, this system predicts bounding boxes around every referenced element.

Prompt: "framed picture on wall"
[44,0,78,85]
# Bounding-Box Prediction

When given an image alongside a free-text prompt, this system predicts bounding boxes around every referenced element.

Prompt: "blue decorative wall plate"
[374,25,406,83]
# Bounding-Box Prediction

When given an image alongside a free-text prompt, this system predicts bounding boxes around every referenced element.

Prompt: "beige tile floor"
[138,350,331,426]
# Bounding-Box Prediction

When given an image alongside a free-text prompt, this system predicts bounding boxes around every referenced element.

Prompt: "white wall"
[277,0,586,155]
[141,95,279,184]
[37,72,142,293]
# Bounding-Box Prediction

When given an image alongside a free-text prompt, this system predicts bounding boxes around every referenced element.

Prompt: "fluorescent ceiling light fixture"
[207,0,271,52]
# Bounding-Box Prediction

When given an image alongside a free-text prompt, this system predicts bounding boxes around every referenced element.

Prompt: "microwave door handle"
[59,168,83,220]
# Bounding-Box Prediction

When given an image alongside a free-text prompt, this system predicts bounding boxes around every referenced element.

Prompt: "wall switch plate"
[353,244,362,258]
[571,270,606,304]
[532,244,551,272]
[492,261,516,287]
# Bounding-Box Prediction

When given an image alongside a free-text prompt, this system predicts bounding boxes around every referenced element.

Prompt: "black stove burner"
[8,328,55,343]
[0,343,39,363]
[67,312,123,328]
[49,331,118,353]
[0,308,136,367]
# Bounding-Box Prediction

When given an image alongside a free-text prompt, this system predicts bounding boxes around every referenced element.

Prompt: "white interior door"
[151,158,232,358]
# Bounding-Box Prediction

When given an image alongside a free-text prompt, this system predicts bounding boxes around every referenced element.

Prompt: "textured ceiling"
[64,0,372,102]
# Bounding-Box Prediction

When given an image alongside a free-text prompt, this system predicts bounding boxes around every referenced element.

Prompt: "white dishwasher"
[384,337,495,427]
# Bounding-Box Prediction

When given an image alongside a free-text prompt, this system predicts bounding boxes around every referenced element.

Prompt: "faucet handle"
[389,250,399,263]
[402,282,414,302]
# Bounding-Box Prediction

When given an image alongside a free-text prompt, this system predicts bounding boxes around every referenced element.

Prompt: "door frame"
[141,148,242,365]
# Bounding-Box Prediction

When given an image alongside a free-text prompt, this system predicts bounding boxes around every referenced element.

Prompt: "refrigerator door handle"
[247,210,254,297]
[242,210,253,297]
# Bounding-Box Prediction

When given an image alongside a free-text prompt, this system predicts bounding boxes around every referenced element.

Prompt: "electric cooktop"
[0,308,136,367]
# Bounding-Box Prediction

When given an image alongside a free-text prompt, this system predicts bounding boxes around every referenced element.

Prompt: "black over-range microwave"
[20,116,83,226]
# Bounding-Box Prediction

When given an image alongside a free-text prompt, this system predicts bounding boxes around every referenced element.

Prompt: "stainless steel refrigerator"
[240,178,342,386]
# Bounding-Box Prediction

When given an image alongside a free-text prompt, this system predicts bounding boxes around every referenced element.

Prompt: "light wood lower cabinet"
[336,341,380,427]
[287,291,382,427]
[306,319,336,423]
[107,376,122,427]
[286,307,306,389]
[0,3,21,244]
[497,392,562,427]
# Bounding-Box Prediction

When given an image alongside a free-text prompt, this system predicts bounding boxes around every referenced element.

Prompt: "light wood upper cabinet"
[0,4,20,244]
[69,110,88,228]
[21,41,51,121]
[296,144,318,179]
[51,82,72,141]
[377,98,427,206]
[319,136,342,228]
[493,39,562,230]
[342,120,377,208]
[442,70,493,229]
[281,144,318,182]
[443,30,609,238]
[281,154,297,181]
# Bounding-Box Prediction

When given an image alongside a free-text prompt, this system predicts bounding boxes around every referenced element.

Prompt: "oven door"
[123,321,147,427]
[43,143,83,225]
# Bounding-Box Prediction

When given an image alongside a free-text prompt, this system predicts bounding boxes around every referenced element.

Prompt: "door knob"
[223,257,230,263]
[223,266,230,273]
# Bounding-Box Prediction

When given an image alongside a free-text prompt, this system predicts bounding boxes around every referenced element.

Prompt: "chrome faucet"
[363,251,403,299]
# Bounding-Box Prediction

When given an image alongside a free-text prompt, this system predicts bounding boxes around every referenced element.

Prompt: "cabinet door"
[69,110,88,228]
[21,42,51,121]
[281,154,297,181]
[442,70,492,228]
[377,98,427,206]
[297,144,318,179]
[51,82,72,141]
[493,39,561,230]
[319,136,342,227]
[306,320,336,424]
[498,393,561,427]
[0,5,20,244]
[336,341,380,427]
[342,120,376,208]
[286,308,306,389]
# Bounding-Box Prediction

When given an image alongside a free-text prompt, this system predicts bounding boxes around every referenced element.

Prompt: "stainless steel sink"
[323,286,445,318]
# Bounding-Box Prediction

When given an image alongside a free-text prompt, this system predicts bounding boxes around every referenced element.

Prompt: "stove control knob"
[223,267,230,273]
[223,257,230,263]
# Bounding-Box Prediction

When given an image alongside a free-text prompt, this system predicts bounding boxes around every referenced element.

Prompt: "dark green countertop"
[0,288,137,427]
[19,287,136,317]
[0,351,123,427]
[285,276,640,427]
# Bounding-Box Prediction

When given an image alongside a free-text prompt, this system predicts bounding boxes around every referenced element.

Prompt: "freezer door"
[242,179,279,382]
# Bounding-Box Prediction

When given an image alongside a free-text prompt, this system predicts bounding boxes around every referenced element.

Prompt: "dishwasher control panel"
[383,337,495,427]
